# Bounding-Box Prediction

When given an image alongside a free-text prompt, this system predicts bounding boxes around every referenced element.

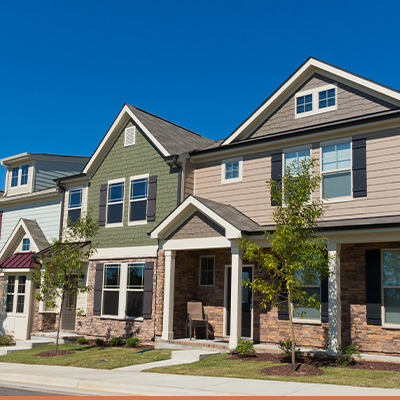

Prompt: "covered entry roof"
[0,252,36,269]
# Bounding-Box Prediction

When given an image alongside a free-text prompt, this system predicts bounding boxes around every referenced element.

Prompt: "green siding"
[88,120,179,248]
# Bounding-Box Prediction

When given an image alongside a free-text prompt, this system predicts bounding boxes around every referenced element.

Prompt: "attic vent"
[124,126,136,147]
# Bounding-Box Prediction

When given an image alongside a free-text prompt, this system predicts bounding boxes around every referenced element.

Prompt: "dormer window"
[11,168,19,187]
[295,85,337,118]
[21,165,29,185]
[22,238,30,251]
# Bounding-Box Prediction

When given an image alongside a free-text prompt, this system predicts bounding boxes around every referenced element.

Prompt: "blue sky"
[0,0,399,189]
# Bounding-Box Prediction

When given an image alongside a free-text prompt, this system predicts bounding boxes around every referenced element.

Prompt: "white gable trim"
[151,195,241,240]
[222,58,400,145]
[83,105,170,176]
[0,219,45,261]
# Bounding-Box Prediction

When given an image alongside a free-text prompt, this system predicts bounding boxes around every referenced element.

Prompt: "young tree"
[31,213,99,353]
[241,157,329,371]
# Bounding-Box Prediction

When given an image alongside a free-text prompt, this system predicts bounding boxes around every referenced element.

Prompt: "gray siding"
[250,73,398,139]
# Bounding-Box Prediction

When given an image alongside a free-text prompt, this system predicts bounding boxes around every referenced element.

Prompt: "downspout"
[56,181,65,240]
[1,161,9,196]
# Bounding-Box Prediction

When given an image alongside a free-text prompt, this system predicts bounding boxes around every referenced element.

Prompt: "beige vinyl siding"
[184,158,195,199]
[195,127,400,226]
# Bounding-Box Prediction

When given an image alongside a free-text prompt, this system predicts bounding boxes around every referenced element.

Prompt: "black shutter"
[352,138,367,197]
[93,263,104,316]
[271,152,282,206]
[98,184,108,226]
[147,176,157,222]
[320,276,329,323]
[365,249,381,325]
[142,261,154,319]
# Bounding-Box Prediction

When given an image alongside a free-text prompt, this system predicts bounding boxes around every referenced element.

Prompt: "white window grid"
[68,188,83,210]
[128,174,149,225]
[11,168,19,187]
[22,238,30,251]
[221,156,243,184]
[199,256,215,287]
[20,165,29,185]
[106,179,125,227]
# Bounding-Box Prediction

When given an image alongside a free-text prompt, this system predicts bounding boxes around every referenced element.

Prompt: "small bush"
[0,334,14,346]
[336,345,361,366]
[126,337,141,348]
[94,338,105,347]
[235,338,256,357]
[278,337,302,361]
[109,337,123,346]
[77,337,89,345]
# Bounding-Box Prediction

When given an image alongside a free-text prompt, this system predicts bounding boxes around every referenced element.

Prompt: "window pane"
[6,295,13,312]
[104,265,120,288]
[7,276,15,294]
[18,276,26,293]
[11,168,19,187]
[297,105,304,114]
[319,99,327,109]
[297,97,304,105]
[384,288,400,324]
[22,238,30,251]
[294,287,320,319]
[69,189,82,208]
[126,291,143,317]
[337,142,351,169]
[68,209,81,226]
[322,145,337,171]
[107,203,123,224]
[319,91,327,100]
[305,102,312,112]
[129,200,147,222]
[16,295,24,313]
[108,182,124,203]
[323,171,351,198]
[130,178,148,200]
[200,257,214,285]
[383,251,400,286]
[305,94,312,103]
[128,264,145,289]
[21,165,29,185]
[102,291,119,315]
[328,88,335,98]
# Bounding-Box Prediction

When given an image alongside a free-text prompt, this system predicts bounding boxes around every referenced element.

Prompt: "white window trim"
[124,126,136,147]
[320,137,353,203]
[128,174,149,226]
[10,167,19,188]
[22,238,30,252]
[221,156,243,184]
[381,249,400,327]
[106,178,125,228]
[101,263,123,318]
[68,188,83,211]
[199,255,215,287]
[295,83,337,119]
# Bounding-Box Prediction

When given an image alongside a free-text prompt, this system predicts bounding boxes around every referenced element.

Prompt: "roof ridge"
[127,104,214,142]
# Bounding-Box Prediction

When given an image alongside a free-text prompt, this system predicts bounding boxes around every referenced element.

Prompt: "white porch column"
[162,250,176,341]
[328,242,341,356]
[229,241,243,350]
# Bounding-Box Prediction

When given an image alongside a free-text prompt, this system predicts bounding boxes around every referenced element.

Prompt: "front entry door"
[225,266,253,338]
[3,275,32,340]
[61,276,77,331]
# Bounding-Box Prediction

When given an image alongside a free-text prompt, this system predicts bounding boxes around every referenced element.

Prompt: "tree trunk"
[287,288,296,371]
[56,291,65,354]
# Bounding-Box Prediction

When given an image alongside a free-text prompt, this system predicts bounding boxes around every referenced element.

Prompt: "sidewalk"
[0,362,399,396]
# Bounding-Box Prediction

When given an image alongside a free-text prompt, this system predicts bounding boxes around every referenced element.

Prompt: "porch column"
[162,250,176,341]
[328,242,341,356]
[229,241,242,350]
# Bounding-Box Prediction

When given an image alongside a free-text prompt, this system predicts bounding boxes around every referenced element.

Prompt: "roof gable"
[223,57,400,145]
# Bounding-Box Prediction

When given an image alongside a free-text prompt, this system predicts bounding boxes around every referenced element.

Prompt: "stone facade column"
[229,241,242,349]
[328,242,341,355]
[162,250,176,341]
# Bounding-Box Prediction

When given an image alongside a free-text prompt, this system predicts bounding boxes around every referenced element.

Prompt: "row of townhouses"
[1,57,400,356]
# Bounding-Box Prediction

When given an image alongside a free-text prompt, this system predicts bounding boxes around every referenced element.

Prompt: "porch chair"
[185,300,209,340]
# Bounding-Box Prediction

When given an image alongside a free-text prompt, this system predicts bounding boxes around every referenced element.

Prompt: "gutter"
[56,183,66,239]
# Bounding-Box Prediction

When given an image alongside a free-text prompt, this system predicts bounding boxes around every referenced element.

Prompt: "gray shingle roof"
[193,196,263,233]
[127,105,215,155]
[21,219,49,251]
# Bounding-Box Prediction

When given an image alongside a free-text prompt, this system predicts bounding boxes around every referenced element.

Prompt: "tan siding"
[250,73,397,139]
[184,159,195,199]
[195,127,400,226]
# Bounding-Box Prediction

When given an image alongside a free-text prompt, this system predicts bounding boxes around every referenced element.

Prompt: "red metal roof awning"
[0,252,36,269]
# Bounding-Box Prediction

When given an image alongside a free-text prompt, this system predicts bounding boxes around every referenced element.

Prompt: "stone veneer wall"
[340,242,400,355]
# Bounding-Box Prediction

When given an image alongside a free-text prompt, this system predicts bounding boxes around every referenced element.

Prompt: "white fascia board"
[222,58,400,146]
[161,237,231,251]
[151,195,241,240]
[0,268,32,275]
[83,105,170,176]
[0,187,59,205]
[90,245,158,260]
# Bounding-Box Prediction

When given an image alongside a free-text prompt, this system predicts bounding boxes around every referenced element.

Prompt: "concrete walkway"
[0,361,399,396]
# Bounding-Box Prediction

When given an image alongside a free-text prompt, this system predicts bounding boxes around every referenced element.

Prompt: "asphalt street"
[0,384,65,396]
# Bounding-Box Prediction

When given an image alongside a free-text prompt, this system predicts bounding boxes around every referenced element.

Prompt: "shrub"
[278,337,302,362]
[235,338,256,357]
[109,337,123,346]
[336,345,361,366]
[126,337,141,348]
[0,334,14,346]
[77,337,89,345]
[94,338,105,347]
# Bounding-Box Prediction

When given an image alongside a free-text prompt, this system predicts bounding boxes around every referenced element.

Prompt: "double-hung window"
[221,157,242,184]
[107,180,124,225]
[199,256,214,286]
[126,263,145,317]
[11,168,19,187]
[20,165,29,185]
[22,238,30,251]
[68,189,82,226]
[382,250,400,325]
[129,176,148,224]
[102,264,120,316]
[321,140,352,200]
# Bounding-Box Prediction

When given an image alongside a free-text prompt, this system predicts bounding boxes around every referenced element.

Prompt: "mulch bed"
[229,352,400,376]
[35,350,75,357]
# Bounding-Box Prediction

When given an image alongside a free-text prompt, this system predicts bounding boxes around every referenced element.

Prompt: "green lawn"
[148,353,400,389]
[0,344,171,369]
